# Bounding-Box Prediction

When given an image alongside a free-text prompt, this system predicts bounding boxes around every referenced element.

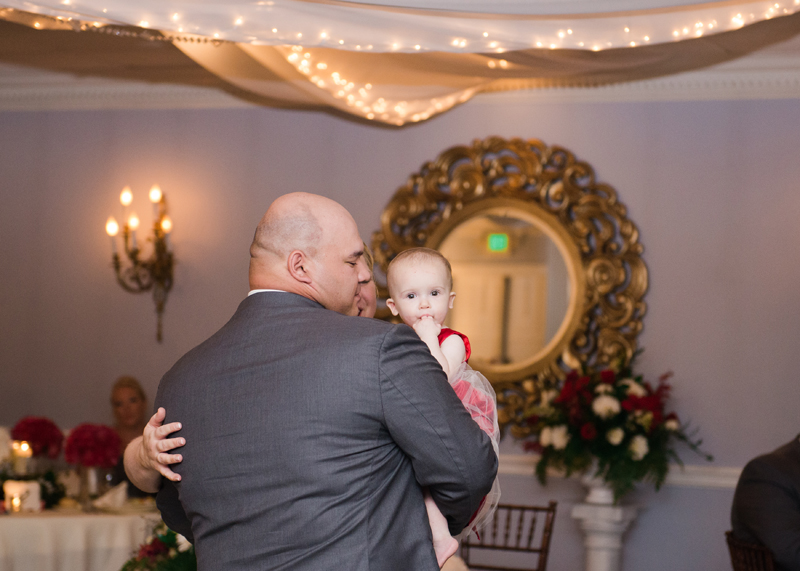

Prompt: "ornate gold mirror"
[372,136,648,435]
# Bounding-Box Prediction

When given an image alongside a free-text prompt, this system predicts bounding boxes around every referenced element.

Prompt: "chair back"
[460,501,557,571]
[726,531,775,571]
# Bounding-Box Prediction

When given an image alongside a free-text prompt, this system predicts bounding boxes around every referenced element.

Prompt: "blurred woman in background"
[110,375,152,497]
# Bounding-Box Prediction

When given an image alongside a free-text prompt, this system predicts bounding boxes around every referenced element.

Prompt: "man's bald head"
[250,195,323,261]
[248,193,369,315]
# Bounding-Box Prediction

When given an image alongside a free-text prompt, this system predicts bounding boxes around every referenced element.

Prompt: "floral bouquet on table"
[11,416,64,459]
[65,423,120,469]
[5,416,67,507]
[523,352,712,502]
[122,521,196,571]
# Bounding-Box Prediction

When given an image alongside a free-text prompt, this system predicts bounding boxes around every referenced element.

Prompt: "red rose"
[138,537,169,561]
[580,423,597,441]
[64,423,121,468]
[600,370,616,384]
[11,417,64,459]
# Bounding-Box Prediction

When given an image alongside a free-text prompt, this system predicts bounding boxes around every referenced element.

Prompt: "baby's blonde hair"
[387,247,453,296]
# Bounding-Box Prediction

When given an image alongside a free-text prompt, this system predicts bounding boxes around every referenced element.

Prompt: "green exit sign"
[487,233,509,252]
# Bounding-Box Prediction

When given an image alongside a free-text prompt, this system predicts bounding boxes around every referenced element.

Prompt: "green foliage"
[121,521,196,571]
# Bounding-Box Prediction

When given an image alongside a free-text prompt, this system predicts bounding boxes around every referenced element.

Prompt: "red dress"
[438,327,501,537]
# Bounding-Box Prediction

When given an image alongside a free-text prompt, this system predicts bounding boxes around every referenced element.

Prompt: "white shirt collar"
[247,289,288,296]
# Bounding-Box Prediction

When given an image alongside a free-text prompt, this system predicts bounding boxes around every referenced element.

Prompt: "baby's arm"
[412,318,465,383]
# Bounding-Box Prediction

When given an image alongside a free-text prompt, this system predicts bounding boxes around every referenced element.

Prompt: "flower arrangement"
[11,416,64,459]
[523,353,712,501]
[121,521,196,571]
[64,423,121,468]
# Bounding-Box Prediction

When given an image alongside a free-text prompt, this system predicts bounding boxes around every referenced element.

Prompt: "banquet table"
[0,509,161,571]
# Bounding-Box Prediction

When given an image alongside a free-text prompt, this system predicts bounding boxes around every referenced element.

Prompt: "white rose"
[665,418,680,431]
[176,534,192,552]
[594,384,613,395]
[592,395,621,419]
[620,378,647,397]
[606,427,625,446]
[629,434,649,460]
[539,426,553,447]
[551,425,571,450]
[539,389,559,407]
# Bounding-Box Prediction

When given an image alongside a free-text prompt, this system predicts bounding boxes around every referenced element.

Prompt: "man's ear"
[386,298,400,316]
[287,250,312,284]
[448,291,456,309]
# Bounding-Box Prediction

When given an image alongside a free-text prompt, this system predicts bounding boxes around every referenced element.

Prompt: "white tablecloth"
[0,509,161,571]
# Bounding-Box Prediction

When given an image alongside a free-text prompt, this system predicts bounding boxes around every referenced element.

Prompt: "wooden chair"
[460,502,557,571]
[726,531,775,571]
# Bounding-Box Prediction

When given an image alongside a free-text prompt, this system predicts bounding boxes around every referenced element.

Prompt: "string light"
[142,1,781,53]
[280,46,471,125]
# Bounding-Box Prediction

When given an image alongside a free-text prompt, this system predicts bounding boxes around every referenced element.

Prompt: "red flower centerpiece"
[65,423,121,469]
[11,416,64,459]
[523,352,712,502]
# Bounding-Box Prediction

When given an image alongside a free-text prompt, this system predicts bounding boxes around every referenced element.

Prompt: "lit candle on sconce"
[128,212,140,250]
[104,184,175,342]
[120,186,132,209]
[10,495,21,513]
[106,217,119,254]
[149,184,162,218]
[161,215,173,248]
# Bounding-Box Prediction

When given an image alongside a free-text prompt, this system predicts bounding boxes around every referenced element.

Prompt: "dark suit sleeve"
[731,457,800,569]
[379,324,498,535]
[156,478,195,543]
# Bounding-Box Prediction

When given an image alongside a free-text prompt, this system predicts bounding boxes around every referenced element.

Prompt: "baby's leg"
[424,489,459,568]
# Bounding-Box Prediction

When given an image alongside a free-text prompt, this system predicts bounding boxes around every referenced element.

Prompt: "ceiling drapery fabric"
[1,0,799,124]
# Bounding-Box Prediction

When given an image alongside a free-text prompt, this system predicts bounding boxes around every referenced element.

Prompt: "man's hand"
[413,316,441,344]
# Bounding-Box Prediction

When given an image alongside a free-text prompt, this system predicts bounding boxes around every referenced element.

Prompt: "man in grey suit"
[731,435,800,571]
[125,193,497,570]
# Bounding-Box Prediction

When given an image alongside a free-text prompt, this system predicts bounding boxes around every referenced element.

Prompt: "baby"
[386,247,501,568]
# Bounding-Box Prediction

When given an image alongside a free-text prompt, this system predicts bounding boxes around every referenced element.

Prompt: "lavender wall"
[1,94,799,570]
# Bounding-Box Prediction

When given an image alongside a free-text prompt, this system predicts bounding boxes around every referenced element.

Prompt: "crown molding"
[499,453,742,489]
[0,66,254,111]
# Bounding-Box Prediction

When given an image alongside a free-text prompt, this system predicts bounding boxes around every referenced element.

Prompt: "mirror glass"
[439,209,571,367]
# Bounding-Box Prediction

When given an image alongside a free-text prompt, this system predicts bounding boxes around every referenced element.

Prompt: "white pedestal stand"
[571,479,638,571]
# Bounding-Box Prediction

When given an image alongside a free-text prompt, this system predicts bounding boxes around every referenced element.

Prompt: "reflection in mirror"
[439,211,570,367]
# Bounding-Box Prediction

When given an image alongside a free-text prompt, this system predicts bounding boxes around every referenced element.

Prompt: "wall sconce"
[105,185,174,342]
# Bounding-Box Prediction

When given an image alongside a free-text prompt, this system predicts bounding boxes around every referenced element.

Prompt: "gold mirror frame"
[371,136,648,436]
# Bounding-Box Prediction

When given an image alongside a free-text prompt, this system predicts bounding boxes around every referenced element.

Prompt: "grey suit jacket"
[155,292,497,571]
[731,436,800,571]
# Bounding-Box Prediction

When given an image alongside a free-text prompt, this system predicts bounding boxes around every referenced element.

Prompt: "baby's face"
[387,258,455,327]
